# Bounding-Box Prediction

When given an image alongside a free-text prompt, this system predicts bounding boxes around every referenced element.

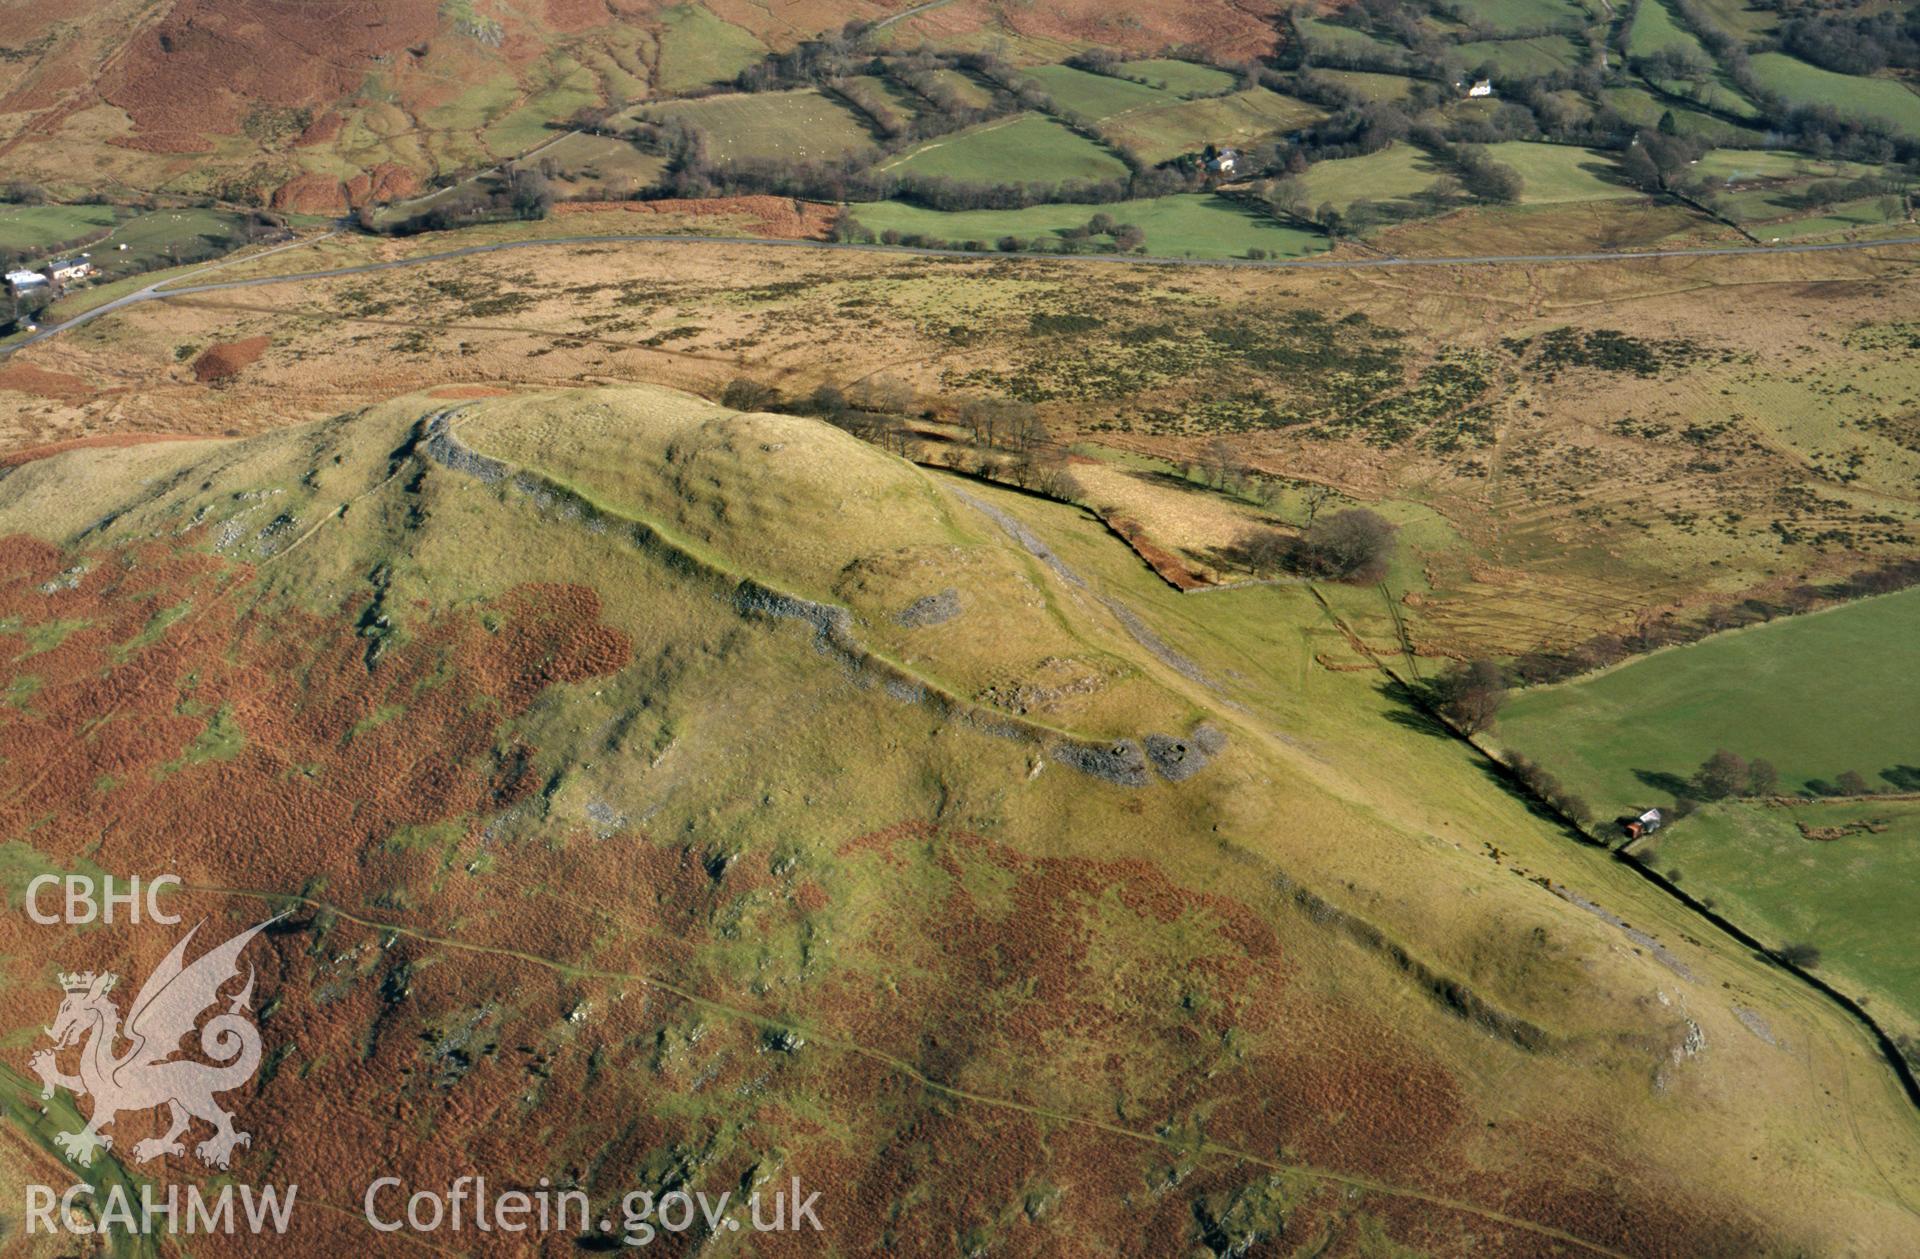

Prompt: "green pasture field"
[843,194,1329,259]
[1,205,249,283]
[1300,17,1407,59]
[1297,144,1452,211]
[633,89,879,165]
[1020,64,1173,120]
[0,204,120,256]
[1453,34,1583,77]
[1483,142,1634,202]
[1602,87,1761,145]
[1689,0,1778,40]
[1645,71,1764,121]
[655,2,767,93]
[1629,798,1920,1040]
[1750,53,1920,139]
[881,114,1128,183]
[1744,196,1908,240]
[1314,70,1420,101]
[1497,586,1920,812]
[1466,0,1590,32]
[1097,88,1323,164]
[1693,149,1881,183]
[537,133,669,197]
[481,57,599,156]
[923,68,997,109]
[1112,59,1238,96]
[1627,0,1708,60]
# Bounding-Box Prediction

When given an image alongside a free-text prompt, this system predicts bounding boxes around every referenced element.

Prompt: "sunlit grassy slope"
[1,385,1916,1253]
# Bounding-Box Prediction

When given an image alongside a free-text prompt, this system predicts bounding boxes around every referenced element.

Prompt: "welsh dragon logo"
[29,917,278,1170]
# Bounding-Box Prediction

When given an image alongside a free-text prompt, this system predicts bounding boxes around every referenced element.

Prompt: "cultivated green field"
[1484,142,1634,202]
[883,114,1129,183]
[844,194,1329,258]
[1315,70,1419,101]
[536,132,670,197]
[1466,0,1590,32]
[1454,34,1583,77]
[1298,143,1451,211]
[1603,87,1761,145]
[1300,17,1406,60]
[1630,798,1920,1041]
[634,89,878,165]
[1693,149,1880,183]
[1627,0,1708,60]
[0,204,119,255]
[1498,587,1920,814]
[1020,64,1172,120]
[1112,59,1238,96]
[0,204,249,281]
[654,2,767,93]
[1097,88,1323,164]
[1751,53,1920,139]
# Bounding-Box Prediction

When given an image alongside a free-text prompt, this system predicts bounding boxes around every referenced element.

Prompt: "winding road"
[5,226,1919,359]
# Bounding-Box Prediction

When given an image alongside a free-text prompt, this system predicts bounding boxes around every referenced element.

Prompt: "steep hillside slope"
[0,385,1916,1255]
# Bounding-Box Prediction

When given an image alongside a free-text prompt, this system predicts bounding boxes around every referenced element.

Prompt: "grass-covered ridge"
[1,384,1917,1252]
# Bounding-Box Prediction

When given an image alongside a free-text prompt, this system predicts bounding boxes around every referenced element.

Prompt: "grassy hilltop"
[1,385,1917,1254]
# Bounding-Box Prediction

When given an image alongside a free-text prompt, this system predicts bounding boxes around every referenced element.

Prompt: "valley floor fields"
[1628,798,1920,1049]
[844,194,1328,258]
[1497,585,1920,813]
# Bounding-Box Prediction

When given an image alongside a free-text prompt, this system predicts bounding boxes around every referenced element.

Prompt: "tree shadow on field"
[1473,757,1581,828]
[1376,678,1452,739]
[1131,468,1224,497]
[1633,768,1691,797]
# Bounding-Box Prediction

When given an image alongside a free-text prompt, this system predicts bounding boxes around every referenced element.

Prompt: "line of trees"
[366,167,552,236]
[1503,753,1594,827]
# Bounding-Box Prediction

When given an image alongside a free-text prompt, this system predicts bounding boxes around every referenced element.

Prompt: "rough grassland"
[1497,586,1920,808]
[0,385,1917,1253]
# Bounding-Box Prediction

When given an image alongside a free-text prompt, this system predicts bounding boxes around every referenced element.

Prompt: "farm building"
[1623,807,1663,840]
[1468,79,1494,98]
[44,257,95,284]
[1205,147,1240,176]
[5,269,48,295]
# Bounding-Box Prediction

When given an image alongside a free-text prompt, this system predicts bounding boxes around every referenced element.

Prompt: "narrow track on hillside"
[183,881,1638,1258]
